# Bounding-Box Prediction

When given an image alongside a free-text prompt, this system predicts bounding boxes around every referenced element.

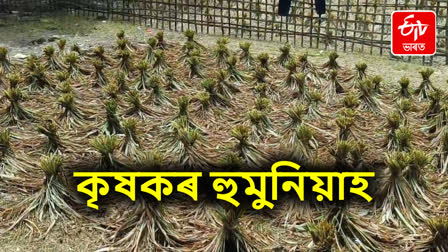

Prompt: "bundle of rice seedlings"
[358,78,383,113]
[102,99,123,135]
[124,90,162,119]
[289,124,318,163]
[355,62,367,81]
[396,98,415,125]
[0,47,13,73]
[58,79,72,93]
[57,39,66,55]
[231,124,269,169]
[4,72,20,90]
[371,75,383,95]
[257,53,270,70]
[155,31,169,50]
[254,97,271,112]
[163,68,185,90]
[117,50,133,73]
[298,53,322,85]
[162,116,209,169]
[330,140,354,171]
[247,109,275,141]
[202,79,230,107]
[183,29,205,49]
[57,92,88,127]
[1,154,80,233]
[276,43,292,67]
[307,91,324,119]
[91,59,108,87]
[90,134,123,170]
[385,111,402,150]
[434,131,448,174]
[115,30,133,51]
[343,91,360,109]
[252,65,268,85]
[152,49,169,74]
[351,140,368,171]
[322,51,341,70]
[181,41,196,62]
[65,52,89,78]
[405,149,434,205]
[376,151,427,232]
[148,75,171,106]
[417,217,448,251]
[204,208,256,252]
[291,72,310,101]
[24,54,39,72]
[226,55,246,82]
[135,149,164,171]
[424,89,443,119]
[415,67,435,100]
[55,71,70,84]
[24,63,53,90]
[239,42,254,68]
[397,76,411,99]
[144,38,158,65]
[92,45,112,65]
[134,60,151,90]
[102,197,182,251]
[252,69,279,100]
[187,55,204,78]
[0,87,34,125]
[213,37,231,67]
[218,151,245,171]
[116,29,125,40]
[282,103,308,145]
[101,79,119,97]
[37,119,63,154]
[214,69,240,99]
[161,96,205,136]
[253,83,269,99]
[307,220,335,252]
[166,93,186,118]
[323,206,390,252]
[336,115,354,141]
[389,127,413,152]
[120,118,141,157]
[116,38,133,53]
[323,69,344,103]
[114,71,129,92]
[43,46,64,71]
[426,102,448,137]
[195,92,212,118]
[103,82,120,100]
[339,107,358,122]
[281,59,303,92]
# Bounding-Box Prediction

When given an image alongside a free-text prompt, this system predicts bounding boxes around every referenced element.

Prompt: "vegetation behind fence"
[4,0,448,65]
[0,0,58,15]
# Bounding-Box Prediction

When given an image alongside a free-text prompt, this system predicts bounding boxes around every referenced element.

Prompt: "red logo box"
[391,11,436,56]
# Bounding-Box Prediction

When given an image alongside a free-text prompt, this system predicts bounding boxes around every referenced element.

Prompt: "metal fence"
[5,0,448,65]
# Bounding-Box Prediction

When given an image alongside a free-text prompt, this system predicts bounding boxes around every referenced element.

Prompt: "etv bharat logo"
[391,11,436,56]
